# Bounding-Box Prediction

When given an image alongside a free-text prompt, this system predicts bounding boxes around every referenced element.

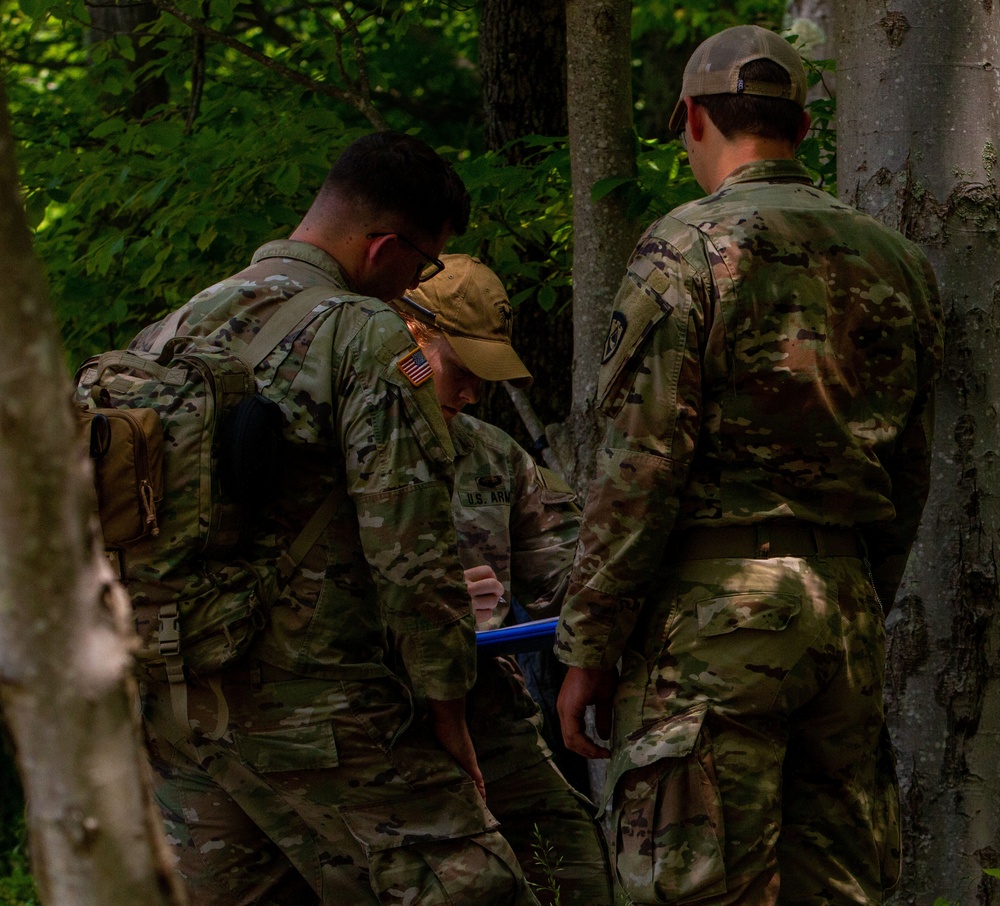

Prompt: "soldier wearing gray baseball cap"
[668,24,808,133]
[556,22,943,906]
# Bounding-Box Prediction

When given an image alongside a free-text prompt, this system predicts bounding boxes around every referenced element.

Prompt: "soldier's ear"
[686,98,706,144]
[794,110,812,148]
[366,232,394,266]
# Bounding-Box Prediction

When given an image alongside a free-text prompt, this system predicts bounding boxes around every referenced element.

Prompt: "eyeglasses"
[366,232,446,282]
[676,111,688,151]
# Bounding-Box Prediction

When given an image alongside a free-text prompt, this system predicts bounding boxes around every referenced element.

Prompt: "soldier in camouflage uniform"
[133,133,539,905]
[395,255,614,906]
[555,26,944,906]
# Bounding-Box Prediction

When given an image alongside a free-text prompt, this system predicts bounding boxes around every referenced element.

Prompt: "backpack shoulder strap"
[148,307,188,355]
[243,285,342,370]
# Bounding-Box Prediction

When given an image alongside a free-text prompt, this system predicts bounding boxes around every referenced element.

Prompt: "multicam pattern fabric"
[135,240,538,905]
[556,160,943,904]
[131,240,475,701]
[449,414,613,905]
[143,671,536,906]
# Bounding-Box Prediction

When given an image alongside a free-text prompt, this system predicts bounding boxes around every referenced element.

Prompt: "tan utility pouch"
[81,405,164,548]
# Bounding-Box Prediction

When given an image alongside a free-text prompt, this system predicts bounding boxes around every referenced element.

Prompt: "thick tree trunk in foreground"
[477,0,574,471]
[837,4,1000,903]
[563,0,642,489]
[0,77,184,906]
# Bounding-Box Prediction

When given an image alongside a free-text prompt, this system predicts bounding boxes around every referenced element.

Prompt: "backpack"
[74,285,344,735]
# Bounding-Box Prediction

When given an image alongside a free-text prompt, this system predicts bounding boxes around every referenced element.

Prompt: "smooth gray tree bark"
[561,0,643,488]
[0,75,185,906]
[836,3,1000,903]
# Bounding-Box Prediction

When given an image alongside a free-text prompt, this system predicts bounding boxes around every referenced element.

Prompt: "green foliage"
[0,826,37,906]
[528,823,564,904]
[632,0,788,45]
[3,0,486,364]
[3,0,812,374]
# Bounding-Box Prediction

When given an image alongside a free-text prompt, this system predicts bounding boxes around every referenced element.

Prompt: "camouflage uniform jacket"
[131,240,476,701]
[450,413,580,780]
[557,159,944,670]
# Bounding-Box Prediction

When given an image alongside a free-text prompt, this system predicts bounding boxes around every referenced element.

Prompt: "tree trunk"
[836,3,1000,903]
[477,0,574,473]
[785,0,835,100]
[87,1,170,118]
[480,0,567,160]
[0,77,184,906]
[563,0,642,490]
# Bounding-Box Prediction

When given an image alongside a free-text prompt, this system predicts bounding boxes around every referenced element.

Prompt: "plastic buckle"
[157,604,181,657]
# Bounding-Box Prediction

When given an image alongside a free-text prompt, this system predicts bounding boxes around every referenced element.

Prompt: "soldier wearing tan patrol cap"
[555,23,943,906]
[395,255,616,905]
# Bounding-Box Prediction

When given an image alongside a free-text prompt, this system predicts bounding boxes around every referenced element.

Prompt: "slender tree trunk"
[0,77,184,906]
[785,0,835,100]
[836,4,1000,903]
[562,0,642,489]
[87,1,170,118]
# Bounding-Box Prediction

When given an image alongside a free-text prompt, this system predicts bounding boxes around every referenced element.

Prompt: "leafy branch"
[136,0,388,129]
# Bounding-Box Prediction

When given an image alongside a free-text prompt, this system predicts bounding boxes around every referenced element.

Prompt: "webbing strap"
[149,284,346,740]
[148,284,337,366]
[149,307,186,355]
[242,285,337,369]
[278,486,347,580]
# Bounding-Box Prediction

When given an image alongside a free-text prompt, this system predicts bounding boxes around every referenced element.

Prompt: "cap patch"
[397,347,434,386]
[602,311,628,364]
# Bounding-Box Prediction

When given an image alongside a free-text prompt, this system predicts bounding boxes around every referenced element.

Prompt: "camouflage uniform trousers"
[141,667,540,906]
[470,656,614,906]
[606,554,900,906]
[485,753,614,906]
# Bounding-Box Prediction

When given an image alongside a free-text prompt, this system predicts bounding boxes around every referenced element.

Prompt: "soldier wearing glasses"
[132,132,540,906]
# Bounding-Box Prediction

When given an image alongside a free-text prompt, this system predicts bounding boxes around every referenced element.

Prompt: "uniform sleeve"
[556,237,708,670]
[337,309,476,701]
[505,450,582,620]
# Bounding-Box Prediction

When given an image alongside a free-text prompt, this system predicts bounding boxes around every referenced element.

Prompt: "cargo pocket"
[339,780,522,902]
[607,703,727,905]
[697,591,801,637]
[233,721,339,773]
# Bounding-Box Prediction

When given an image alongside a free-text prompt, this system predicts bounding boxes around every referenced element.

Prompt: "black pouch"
[217,394,285,507]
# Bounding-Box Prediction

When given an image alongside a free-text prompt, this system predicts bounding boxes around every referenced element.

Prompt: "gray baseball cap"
[668,25,807,132]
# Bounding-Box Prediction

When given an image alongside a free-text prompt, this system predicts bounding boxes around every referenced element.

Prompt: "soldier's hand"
[464,564,504,625]
[557,665,616,759]
[426,696,487,800]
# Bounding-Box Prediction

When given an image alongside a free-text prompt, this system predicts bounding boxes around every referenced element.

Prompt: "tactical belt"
[141,658,303,686]
[677,522,864,560]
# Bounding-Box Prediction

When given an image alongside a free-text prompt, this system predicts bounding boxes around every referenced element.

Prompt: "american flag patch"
[397,347,434,386]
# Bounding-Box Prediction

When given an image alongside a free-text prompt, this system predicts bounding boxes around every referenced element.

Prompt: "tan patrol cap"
[668,25,807,132]
[400,254,533,389]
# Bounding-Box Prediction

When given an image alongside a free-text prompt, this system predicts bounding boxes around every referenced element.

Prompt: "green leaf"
[271,162,301,196]
[143,121,184,151]
[90,117,127,139]
[591,175,634,201]
[196,225,218,252]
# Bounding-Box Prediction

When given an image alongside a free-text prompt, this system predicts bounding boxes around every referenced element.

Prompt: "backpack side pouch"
[81,406,164,548]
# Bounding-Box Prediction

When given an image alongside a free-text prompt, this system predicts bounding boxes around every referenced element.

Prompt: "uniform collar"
[448,411,477,457]
[716,158,813,191]
[251,240,352,290]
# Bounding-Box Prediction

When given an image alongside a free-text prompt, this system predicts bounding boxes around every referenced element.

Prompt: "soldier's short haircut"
[319,131,470,238]
[693,59,804,144]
